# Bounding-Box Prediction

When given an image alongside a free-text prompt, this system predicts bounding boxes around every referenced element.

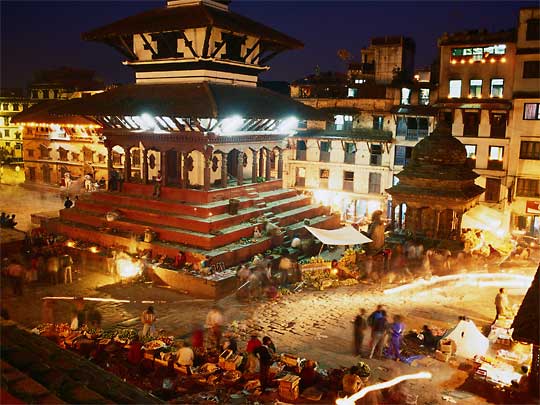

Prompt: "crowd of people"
[0,212,17,228]
[353,305,406,361]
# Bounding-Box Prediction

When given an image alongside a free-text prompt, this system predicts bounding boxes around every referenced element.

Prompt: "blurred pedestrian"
[7,259,24,296]
[205,305,224,351]
[354,308,368,356]
[47,255,60,284]
[494,287,510,323]
[254,337,273,388]
[369,310,388,359]
[388,315,404,361]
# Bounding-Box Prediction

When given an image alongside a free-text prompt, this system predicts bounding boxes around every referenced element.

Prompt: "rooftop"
[438,29,515,46]
[293,127,393,142]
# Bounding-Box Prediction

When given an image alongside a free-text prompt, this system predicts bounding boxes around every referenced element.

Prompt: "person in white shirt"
[176,340,194,366]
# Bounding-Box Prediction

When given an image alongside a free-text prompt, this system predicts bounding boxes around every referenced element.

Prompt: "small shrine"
[387,123,484,240]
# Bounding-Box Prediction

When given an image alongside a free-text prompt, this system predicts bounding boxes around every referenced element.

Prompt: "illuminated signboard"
[452,44,506,58]
[526,200,540,215]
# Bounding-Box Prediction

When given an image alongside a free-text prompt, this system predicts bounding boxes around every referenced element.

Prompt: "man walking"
[353,308,368,356]
[369,310,388,359]
[141,306,157,337]
[494,288,510,323]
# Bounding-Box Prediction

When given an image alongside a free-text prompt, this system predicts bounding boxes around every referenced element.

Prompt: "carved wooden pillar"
[265,148,272,180]
[124,146,131,182]
[259,148,264,177]
[106,145,113,190]
[203,146,213,192]
[221,152,228,188]
[142,148,149,184]
[277,149,284,179]
[398,203,403,229]
[455,210,463,240]
[160,150,168,185]
[237,151,244,185]
[182,152,190,188]
[178,151,183,187]
[390,202,396,230]
[434,209,441,239]
[251,149,258,183]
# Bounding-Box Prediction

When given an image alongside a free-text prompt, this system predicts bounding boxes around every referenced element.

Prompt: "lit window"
[524,103,540,120]
[334,115,353,131]
[465,145,477,159]
[401,88,411,105]
[520,141,540,160]
[347,88,358,98]
[354,79,366,84]
[490,79,504,98]
[449,80,461,98]
[419,88,430,105]
[469,79,482,98]
[489,146,503,161]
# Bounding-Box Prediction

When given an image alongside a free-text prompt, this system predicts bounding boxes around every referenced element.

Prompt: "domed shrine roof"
[386,122,484,205]
[411,124,467,166]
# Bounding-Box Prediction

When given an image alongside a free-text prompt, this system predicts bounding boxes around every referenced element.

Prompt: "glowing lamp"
[481,59,486,63]
[116,257,142,279]
[490,58,496,63]
[140,113,156,130]
[460,60,466,64]
[451,60,457,65]
[220,115,244,133]
[66,241,75,248]
[468,59,474,64]
[501,57,507,63]
[89,246,99,254]
[278,116,299,133]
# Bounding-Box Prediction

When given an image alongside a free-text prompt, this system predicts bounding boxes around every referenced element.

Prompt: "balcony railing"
[343,180,354,192]
[319,151,330,162]
[295,177,306,187]
[487,160,503,170]
[296,150,307,160]
[344,153,356,164]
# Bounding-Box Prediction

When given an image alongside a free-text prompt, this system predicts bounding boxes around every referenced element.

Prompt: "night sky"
[1,1,536,89]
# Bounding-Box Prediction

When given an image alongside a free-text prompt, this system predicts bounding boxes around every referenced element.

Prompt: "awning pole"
[318,243,325,256]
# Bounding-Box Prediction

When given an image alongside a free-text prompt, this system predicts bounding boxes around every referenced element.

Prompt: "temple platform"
[44,180,340,296]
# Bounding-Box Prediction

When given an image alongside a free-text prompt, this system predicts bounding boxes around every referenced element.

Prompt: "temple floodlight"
[277,116,299,134]
[219,115,244,134]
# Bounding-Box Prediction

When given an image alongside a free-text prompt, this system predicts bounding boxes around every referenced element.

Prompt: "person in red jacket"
[246,333,262,353]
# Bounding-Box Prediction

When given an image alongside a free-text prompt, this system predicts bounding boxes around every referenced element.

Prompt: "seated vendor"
[421,325,441,350]
[300,360,319,391]
[175,340,194,367]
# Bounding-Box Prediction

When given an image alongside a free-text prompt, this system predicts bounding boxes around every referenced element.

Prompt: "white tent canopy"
[442,320,489,359]
[462,205,503,232]
[305,225,372,246]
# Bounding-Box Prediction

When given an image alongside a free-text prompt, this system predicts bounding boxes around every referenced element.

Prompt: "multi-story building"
[0,89,34,162]
[286,37,437,223]
[508,8,540,237]
[28,67,105,100]
[435,28,517,222]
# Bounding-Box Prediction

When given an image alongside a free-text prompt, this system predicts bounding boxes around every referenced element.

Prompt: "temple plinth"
[387,123,484,240]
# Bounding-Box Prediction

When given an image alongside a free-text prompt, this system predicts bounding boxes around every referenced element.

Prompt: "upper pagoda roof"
[43,83,328,120]
[83,2,303,51]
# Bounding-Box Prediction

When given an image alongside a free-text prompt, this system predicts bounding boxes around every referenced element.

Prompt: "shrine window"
[463,112,479,137]
[490,113,507,138]
[464,144,477,168]
[13,104,20,111]
[526,19,540,41]
[150,32,183,59]
[222,33,244,62]
[58,147,69,161]
[368,172,381,194]
[523,61,540,78]
[295,140,307,160]
[490,79,504,98]
[370,144,382,166]
[82,147,94,162]
[516,178,540,197]
[520,141,540,160]
[449,80,462,98]
[469,79,482,98]
[485,178,501,202]
[131,148,141,167]
[487,146,504,170]
[27,149,34,158]
[523,103,540,120]
[372,116,384,130]
[112,151,123,166]
[419,88,430,105]
[394,146,412,166]
[39,145,50,159]
[71,152,80,161]
[97,153,106,164]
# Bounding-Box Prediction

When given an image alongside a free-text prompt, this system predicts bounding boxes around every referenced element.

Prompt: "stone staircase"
[47,180,340,267]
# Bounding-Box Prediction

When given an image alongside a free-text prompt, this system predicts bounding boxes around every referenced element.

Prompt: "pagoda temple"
[17,0,340,296]
[386,123,485,240]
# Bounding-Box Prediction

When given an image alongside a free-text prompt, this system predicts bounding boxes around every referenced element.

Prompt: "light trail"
[384,273,533,295]
[335,371,432,404]
[42,296,167,304]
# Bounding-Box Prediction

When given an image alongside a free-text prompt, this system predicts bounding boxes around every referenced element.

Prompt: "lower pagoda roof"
[293,128,393,142]
[50,82,328,120]
[386,183,485,201]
